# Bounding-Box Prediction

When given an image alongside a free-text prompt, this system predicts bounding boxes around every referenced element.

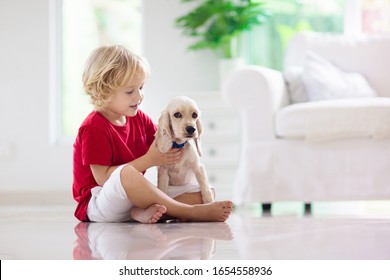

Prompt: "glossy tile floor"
[1,202,390,260]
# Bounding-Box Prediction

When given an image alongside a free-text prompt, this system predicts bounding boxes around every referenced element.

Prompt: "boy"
[72,45,233,223]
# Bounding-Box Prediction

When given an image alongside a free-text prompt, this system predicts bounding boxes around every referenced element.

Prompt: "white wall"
[142,0,219,121]
[0,0,71,194]
[0,0,219,197]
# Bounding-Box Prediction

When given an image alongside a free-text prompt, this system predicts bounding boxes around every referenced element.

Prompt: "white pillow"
[302,52,377,101]
[283,67,308,104]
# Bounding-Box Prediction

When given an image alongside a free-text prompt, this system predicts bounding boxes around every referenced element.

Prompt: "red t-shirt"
[72,110,157,221]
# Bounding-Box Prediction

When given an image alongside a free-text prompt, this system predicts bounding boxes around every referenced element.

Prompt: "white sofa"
[223,32,390,208]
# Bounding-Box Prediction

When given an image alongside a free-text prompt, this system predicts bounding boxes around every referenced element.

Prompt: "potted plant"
[175,0,270,86]
[175,0,270,59]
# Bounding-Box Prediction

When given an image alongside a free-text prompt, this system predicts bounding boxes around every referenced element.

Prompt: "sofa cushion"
[284,52,376,104]
[283,67,308,104]
[284,32,390,98]
[303,52,376,101]
[275,98,390,141]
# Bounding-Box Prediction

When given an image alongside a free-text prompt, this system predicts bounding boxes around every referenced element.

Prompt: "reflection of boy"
[72,222,233,260]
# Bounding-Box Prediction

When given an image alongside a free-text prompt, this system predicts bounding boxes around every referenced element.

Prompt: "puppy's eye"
[192,112,198,118]
[174,112,182,118]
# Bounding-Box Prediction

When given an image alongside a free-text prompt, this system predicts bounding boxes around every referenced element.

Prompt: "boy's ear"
[156,110,173,153]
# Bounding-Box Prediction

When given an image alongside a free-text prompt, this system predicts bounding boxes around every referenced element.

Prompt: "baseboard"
[0,191,74,206]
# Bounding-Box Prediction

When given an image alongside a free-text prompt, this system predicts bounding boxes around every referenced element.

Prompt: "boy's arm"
[90,140,183,185]
[129,139,183,172]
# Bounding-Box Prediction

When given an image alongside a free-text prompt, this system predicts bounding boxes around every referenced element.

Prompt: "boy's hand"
[146,139,184,167]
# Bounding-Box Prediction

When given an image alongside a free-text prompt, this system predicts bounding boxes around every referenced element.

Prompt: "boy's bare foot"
[181,201,233,222]
[131,204,167,224]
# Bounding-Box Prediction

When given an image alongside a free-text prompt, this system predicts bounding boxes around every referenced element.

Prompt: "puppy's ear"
[195,118,203,157]
[195,138,202,157]
[196,118,203,137]
[156,110,173,153]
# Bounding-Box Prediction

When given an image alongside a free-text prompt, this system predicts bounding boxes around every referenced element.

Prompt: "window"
[361,0,390,33]
[50,0,142,143]
[243,0,390,70]
[244,0,345,70]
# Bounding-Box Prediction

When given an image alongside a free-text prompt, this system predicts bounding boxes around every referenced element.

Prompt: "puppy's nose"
[186,126,196,135]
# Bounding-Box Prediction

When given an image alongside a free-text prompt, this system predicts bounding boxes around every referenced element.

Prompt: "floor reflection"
[73,222,233,260]
[232,215,390,259]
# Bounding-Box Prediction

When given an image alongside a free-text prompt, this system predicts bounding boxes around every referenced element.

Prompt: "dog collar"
[172,141,188,149]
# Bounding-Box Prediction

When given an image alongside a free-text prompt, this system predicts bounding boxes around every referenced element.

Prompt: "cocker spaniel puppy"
[155,96,214,203]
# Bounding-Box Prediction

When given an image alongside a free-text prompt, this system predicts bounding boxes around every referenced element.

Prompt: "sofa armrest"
[222,65,288,140]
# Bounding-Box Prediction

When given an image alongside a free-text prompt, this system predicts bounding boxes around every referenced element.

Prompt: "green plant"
[175,0,270,58]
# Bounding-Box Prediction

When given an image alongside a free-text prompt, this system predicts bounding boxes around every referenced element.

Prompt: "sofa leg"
[262,203,272,216]
[304,202,312,215]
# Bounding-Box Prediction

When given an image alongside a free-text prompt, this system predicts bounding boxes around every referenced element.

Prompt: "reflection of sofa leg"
[304,203,312,215]
[262,203,272,216]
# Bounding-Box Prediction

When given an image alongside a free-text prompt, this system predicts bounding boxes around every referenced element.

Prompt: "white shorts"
[87,164,202,222]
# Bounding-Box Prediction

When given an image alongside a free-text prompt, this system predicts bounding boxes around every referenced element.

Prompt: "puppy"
[155,96,214,203]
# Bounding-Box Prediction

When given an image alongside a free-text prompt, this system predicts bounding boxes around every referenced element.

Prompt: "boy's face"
[104,77,145,119]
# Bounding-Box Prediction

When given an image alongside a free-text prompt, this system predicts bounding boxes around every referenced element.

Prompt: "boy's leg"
[174,192,203,205]
[120,165,232,222]
[88,165,167,223]
[130,204,167,224]
[174,187,215,205]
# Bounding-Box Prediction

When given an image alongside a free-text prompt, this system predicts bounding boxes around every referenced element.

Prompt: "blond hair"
[82,45,150,109]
